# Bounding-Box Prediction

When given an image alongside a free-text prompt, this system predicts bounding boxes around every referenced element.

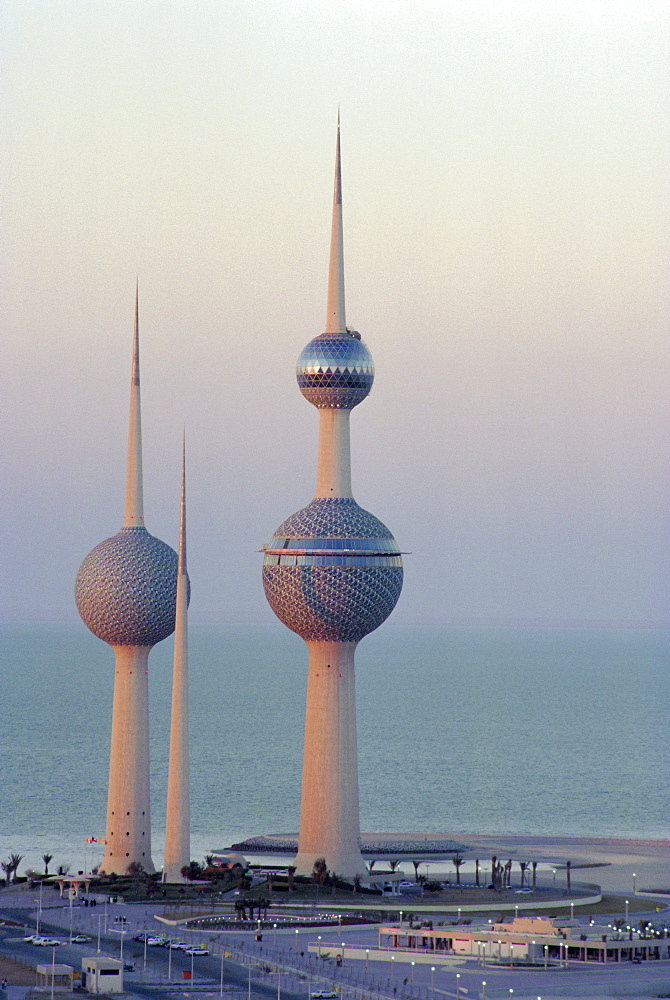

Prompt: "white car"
[37,937,62,946]
[185,947,209,956]
[147,937,165,946]
[71,934,90,944]
[23,934,41,943]
[168,940,189,950]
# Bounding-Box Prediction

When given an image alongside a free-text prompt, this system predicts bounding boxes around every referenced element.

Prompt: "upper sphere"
[75,526,181,647]
[297,331,374,408]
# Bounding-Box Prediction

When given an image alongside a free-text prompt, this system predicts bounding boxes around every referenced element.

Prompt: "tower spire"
[164,432,191,882]
[325,114,346,334]
[123,282,144,527]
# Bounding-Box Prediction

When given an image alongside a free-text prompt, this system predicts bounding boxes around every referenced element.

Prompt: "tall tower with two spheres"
[75,290,181,875]
[262,122,403,878]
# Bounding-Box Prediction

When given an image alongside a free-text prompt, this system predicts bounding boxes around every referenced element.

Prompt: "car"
[168,940,189,950]
[133,932,150,942]
[185,947,209,956]
[147,937,165,946]
[37,938,62,946]
[515,888,533,894]
[23,934,41,943]
[310,992,338,999]
[71,935,90,944]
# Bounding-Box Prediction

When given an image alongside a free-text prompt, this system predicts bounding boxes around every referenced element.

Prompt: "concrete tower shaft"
[262,123,403,879]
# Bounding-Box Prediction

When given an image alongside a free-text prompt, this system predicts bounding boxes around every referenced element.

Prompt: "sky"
[2,0,668,627]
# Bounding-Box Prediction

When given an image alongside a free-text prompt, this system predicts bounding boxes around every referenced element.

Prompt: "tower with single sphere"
[262,123,403,877]
[75,289,179,874]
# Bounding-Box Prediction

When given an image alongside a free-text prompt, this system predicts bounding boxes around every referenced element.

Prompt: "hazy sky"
[3,0,668,627]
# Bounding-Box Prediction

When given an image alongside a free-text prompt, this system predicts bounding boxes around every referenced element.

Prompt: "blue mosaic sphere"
[296,331,374,408]
[75,526,181,647]
[262,498,403,642]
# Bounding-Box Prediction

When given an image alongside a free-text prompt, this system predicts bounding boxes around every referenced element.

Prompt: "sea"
[1,621,668,877]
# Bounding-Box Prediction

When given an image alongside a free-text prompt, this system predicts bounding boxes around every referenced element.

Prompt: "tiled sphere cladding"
[263,498,403,642]
[296,331,374,409]
[75,526,180,647]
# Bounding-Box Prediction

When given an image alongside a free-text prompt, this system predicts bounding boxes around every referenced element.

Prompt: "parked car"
[147,937,165,946]
[185,947,208,956]
[23,934,41,943]
[37,938,62,946]
[71,935,90,944]
[311,992,338,999]
[168,940,189,950]
[133,932,150,942]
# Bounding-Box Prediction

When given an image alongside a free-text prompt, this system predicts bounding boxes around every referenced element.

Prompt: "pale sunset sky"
[2,0,668,626]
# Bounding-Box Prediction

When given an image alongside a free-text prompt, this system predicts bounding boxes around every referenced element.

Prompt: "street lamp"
[625,900,629,923]
[365,949,369,971]
[219,951,225,997]
[50,945,57,1000]
[410,961,415,984]
[481,981,486,1000]
[430,966,435,994]
[633,873,637,893]
[455,972,460,998]
[317,936,321,957]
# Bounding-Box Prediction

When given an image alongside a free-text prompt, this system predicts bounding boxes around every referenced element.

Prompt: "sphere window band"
[263,554,403,567]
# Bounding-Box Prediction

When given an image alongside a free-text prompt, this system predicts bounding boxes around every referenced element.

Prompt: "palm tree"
[287,865,296,892]
[452,854,464,886]
[519,861,528,887]
[312,857,328,886]
[9,854,24,883]
[1,860,12,885]
[566,860,571,891]
[42,854,54,876]
[532,861,537,888]
[475,859,480,886]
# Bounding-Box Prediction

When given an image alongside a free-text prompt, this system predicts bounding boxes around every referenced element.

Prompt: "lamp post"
[295,929,300,951]
[430,966,435,994]
[365,949,369,971]
[96,914,103,953]
[341,942,345,966]
[50,944,56,1000]
[69,894,74,944]
[273,923,277,947]
[455,972,460,998]
[570,902,574,921]
[220,950,225,997]
[317,936,321,958]
[633,873,637,894]
[543,944,547,969]
[481,981,486,1000]
[391,954,395,980]
[457,908,461,923]
[410,961,415,985]
[625,900,629,924]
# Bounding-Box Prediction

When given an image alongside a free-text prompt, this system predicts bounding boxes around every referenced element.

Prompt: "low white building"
[81,957,123,993]
[378,916,670,965]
